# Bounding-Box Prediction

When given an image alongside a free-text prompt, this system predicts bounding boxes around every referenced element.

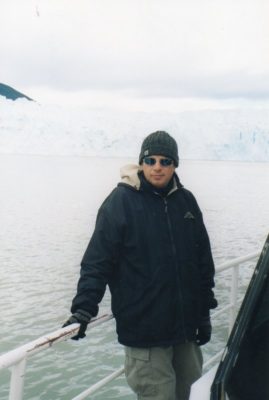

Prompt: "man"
[64,131,217,400]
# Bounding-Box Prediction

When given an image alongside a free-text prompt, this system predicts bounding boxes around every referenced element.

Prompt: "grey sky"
[1,0,269,110]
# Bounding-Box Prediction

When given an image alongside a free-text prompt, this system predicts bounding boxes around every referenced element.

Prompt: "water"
[1,154,269,399]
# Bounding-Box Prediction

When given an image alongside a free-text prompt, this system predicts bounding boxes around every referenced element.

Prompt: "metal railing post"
[9,357,27,400]
[229,264,239,333]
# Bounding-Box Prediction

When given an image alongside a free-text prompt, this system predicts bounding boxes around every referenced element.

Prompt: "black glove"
[196,316,212,346]
[62,309,92,340]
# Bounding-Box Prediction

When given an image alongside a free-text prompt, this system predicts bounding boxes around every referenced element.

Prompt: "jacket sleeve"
[190,193,218,315]
[197,214,218,315]
[71,198,122,317]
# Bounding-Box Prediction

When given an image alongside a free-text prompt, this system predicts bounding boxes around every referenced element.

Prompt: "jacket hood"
[120,164,142,190]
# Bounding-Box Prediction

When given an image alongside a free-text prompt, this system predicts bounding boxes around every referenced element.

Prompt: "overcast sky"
[1,0,269,111]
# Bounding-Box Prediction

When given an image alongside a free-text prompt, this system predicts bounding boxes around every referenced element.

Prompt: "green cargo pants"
[124,342,202,400]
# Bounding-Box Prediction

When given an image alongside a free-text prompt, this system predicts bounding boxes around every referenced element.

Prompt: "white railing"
[0,252,259,400]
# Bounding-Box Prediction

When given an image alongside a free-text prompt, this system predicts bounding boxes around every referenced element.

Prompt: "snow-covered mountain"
[0,83,33,101]
[0,97,268,161]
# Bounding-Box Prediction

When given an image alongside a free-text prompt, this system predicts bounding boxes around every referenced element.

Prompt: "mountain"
[0,83,33,101]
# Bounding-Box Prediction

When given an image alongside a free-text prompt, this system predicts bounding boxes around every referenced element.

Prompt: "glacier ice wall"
[0,98,268,161]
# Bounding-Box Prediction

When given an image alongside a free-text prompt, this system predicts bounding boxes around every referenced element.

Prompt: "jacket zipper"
[163,197,188,342]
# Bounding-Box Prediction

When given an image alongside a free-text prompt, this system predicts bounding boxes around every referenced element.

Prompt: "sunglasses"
[143,157,174,167]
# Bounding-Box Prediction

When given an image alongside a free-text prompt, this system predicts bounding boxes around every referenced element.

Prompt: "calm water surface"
[1,154,269,399]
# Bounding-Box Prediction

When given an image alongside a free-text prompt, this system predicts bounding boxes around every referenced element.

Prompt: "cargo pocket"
[124,347,156,397]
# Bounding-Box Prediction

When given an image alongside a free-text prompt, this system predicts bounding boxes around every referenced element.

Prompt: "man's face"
[142,155,175,188]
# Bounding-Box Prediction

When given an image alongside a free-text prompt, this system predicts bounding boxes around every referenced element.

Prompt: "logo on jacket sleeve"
[184,211,195,219]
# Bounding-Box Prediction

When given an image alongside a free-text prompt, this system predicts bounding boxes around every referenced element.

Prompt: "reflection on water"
[0,154,269,399]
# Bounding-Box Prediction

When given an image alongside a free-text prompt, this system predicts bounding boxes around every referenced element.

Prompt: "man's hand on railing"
[63,309,92,340]
[196,316,212,346]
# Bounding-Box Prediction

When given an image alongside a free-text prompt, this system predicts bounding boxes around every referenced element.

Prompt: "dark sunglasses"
[143,157,174,167]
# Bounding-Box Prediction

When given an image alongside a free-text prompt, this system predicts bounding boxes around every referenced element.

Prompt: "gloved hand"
[62,309,92,340]
[196,316,212,346]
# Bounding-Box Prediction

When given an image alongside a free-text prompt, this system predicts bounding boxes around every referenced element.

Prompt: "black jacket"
[71,165,217,347]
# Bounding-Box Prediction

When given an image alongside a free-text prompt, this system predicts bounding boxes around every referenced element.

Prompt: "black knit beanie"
[139,131,179,167]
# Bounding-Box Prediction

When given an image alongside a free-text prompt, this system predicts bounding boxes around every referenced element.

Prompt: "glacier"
[0,97,269,162]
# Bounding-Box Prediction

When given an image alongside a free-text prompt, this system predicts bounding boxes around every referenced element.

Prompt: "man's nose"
[153,161,163,169]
